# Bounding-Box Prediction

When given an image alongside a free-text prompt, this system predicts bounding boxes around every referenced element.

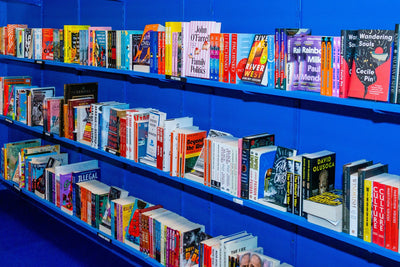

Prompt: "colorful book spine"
[274,29,281,88]
[339,30,358,98]
[391,24,400,103]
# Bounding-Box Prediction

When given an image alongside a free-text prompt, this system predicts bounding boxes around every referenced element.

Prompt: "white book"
[33,28,42,60]
[162,117,193,172]
[224,235,258,267]
[146,109,167,160]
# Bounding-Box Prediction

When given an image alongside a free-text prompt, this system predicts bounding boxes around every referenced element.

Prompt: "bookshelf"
[1,0,400,266]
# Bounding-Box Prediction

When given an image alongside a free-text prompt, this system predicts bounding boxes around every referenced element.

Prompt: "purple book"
[333,36,341,97]
[59,173,73,215]
[298,36,322,92]
[286,36,303,91]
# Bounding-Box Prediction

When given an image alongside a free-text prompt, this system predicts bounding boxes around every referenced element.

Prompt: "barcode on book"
[97,232,112,243]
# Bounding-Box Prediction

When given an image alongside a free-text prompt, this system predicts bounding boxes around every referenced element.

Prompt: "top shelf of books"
[2,54,400,115]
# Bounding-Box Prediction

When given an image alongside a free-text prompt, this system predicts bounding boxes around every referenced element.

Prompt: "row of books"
[341,160,400,252]
[0,78,340,216]
[0,138,294,267]
[3,23,400,103]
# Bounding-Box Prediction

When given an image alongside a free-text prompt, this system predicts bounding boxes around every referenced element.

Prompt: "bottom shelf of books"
[0,137,294,267]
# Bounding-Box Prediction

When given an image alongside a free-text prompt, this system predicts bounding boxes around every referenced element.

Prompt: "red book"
[230,33,238,84]
[138,205,162,253]
[372,180,385,247]
[223,33,230,83]
[347,29,394,102]
[119,116,127,158]
[392,186,399,251]
[385,183,392,250]
[42,28,54,60]
[156,126,164,170]
[339,30,357,98]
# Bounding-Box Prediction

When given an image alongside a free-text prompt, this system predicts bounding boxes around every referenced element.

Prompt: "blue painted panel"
[183,0,214,21]
[42,67,80,96]
[181,187,212,230]
[125,0,183,29]
[0,2,7,26]
[42,0,78,27]
[6,61,43,85]
[214,0,300,33]
[301,0,399,36]
[80,0,124,29]
[6,2,41,26]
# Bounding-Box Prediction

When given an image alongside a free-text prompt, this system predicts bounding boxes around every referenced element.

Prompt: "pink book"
[185,21,220,79]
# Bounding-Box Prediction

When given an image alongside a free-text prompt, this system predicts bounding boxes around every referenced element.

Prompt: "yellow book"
[364,178,373,242]
[165,22,181,76]
[63,25,90,64]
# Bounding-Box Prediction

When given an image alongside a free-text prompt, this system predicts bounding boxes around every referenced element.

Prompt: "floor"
[0,183,144,267]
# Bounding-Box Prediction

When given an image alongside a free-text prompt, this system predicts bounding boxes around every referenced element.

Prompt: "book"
[348,29,394,101]
[6,24,27,56]
[249,145,277,201]
[28,87,55,126]
[229,33,255,84]
[361,163,389,242]
[133,24,165,73]
[3,138,41,182]
[298,35,322,92]
[279,28,312,89]
[63,25,90,64]
[99,186,129,236]
[42,28,53,60]
[261,146,297,208]
[302,150,336,202]
[183,21,220,79]
[342,159,373,235]
[303,190,343,222]
[241,34,269,85]
[1,76,32,117]
[286,36,303,91]
[93,29,108,67]
[391,24,400,103]
[240,132,275,199]
[45,96,64,135]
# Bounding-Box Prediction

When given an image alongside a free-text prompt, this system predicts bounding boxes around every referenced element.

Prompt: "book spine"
[279,29,286,89]
[149,31,158,74]
[165,23,172,76]
[357,171,365,239]
[215,34,220,82]
[286,158,294,213]
[240,141,251,199]
[349,173,358,237]
[326,37,333,96]
[333,37,341,97]
[275,28,280,88]
[372,181,385,246]
[364,179,373,242]
[320,37,326,95]
[223,33,230,83]
[230,33,238,84]
[342,166,350,234]
[391,24,400,103]
[392,186,399,252]
[219,33,224,82]
[385,184,392,250]
[158,31,162,75]
[293,158,302,216]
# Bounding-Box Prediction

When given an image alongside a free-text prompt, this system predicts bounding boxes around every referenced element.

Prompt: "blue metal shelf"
[2,0,42,6]
[0,177,162,267]
[2,55,400,114]
[1,115,399,263]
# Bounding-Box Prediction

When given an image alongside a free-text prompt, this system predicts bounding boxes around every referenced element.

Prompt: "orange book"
[181,130,207,177]
[320,37,327,95]
[7,24,27,56]
[42,28,54,60]
[326,37,333,96]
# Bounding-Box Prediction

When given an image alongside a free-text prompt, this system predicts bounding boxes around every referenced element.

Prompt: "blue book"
[266,35,275,87]
[149,31,159,73]
[122,30,143,70]
[72,168,101,218]
[94,30,107,67]
[253,146,278,200]
[79,30,88,65]
[124,197,152,248]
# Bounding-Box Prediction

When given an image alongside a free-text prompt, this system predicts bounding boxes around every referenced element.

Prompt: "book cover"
[99,186,129,235]
[286,36,303,91]
[180,130,207,178]
[2,76,32,117]
[15,28,25,58]
[46,96,63,135]
[184,21,220,79]
[6,24,27,56]
[240,132,275,199]
[303,150,336,201]
[53,29,60,61]
[79,29,88,65]
[94,30,108,67]
[42,28,53,60]
[241,34,269,84]
[29,87,55,126]
[4,139,41,182]
[133,24,165,73]
[279,28,312,89]
[298,35,322,92]
[262,146,297,207]
[67,97,95,140]
[88,27,112,66]
[63,25,90,64]
[348,29,394,101]
[303,190,343,222]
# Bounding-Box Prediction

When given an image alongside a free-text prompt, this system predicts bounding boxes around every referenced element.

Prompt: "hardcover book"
[184,21,220,79]
[348,29,395,101]
[298,35,322,92]
[342,159,373,235]
[261,146,297,207]
[302,150,336,201]
[241,34,269,85]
